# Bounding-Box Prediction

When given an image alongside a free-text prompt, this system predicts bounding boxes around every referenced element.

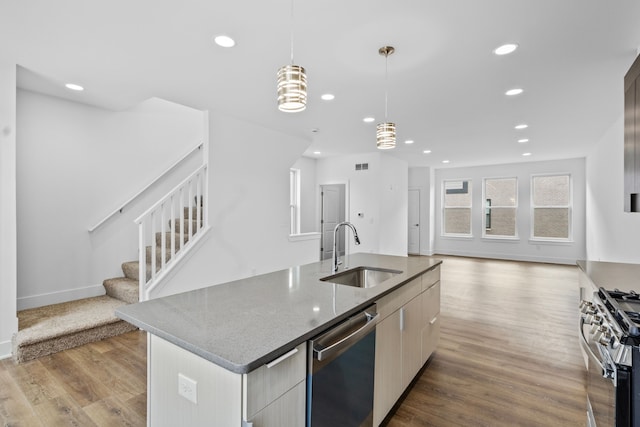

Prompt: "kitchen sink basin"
[320,267,402,288]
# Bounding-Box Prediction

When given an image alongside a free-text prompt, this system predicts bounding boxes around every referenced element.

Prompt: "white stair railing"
[135,164,209,301]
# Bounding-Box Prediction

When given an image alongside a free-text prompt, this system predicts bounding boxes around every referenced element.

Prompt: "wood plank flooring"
[0,256,587,426]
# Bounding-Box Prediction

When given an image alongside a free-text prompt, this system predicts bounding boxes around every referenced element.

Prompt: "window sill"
[288,232,321,242]
[481,236,520,242]
[528,238,574,246]
[440,234,474,240]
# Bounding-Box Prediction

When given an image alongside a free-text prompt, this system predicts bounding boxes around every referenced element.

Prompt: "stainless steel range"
[580,288,640,427]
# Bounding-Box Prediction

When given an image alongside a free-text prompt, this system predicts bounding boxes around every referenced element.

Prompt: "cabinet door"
[421,314,440,364]
[401,295,423,388]
[247,381,305,427]
[373,310,402,426]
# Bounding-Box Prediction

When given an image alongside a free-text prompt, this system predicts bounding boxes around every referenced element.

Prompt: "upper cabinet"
[624,54,640,212]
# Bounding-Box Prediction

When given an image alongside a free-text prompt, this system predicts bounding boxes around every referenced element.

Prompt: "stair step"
[103,277,139,304]
[122,261,156,281]
[170,219,202,234]
[183,206,203,218]
[155,231,190,248]
[13,295,137,363]
[146,246,177,264]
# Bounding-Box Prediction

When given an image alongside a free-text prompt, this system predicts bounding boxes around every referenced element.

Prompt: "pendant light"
[377,46,396,149]
[277,0,307,113]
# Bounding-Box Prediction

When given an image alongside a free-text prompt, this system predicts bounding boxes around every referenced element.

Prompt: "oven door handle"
[579,316,614,379]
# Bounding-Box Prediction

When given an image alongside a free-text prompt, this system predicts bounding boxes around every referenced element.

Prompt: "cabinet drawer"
[421,314,440,364]
[247,381,306,427]
[421,281,440,325]
[421,265,440,292]
[243,343,306,419]
[376,277,421,320]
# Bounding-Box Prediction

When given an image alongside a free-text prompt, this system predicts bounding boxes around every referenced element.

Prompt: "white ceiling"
[2,0,640,168]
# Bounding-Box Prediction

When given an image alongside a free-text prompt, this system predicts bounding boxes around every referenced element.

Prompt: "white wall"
[586,116,640,262]
[0,62,17,358]
[316,152,408,257]
[16,91,205,308]
[434,158,586,264]
[409,167,434,255]
[153,112,319,297]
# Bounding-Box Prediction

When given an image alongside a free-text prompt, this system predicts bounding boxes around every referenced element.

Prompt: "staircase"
[12,208,203,363]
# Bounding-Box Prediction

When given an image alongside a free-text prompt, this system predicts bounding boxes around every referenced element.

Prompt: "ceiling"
[2,0,640,168]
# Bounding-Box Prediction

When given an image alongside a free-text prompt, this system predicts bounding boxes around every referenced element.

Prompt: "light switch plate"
[178,373,197,404]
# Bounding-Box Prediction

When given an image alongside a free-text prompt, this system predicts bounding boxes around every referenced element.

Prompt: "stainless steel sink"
[320,267,402,288]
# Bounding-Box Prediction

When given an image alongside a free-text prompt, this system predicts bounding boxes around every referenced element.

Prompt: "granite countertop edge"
[116,253,442,374]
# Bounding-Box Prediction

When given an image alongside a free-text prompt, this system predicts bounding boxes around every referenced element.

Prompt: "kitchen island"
[116,253,442,426]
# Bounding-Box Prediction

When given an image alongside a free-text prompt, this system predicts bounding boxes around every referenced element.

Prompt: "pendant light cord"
[384,53,389,121]
[290,0,295,64]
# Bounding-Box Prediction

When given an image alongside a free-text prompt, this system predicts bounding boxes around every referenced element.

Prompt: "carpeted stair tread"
[156,231,190,248]
[13,295,137,363]
[122,261,153,281]
[103,277,139,304]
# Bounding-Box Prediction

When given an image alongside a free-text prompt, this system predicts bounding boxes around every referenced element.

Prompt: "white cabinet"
[148,335,305,427]
[373,266,441,426]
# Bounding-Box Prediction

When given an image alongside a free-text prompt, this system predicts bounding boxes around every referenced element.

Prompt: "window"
[443,180,472,236]
[531,174,571,240]
[289,168,300,235]
[483,177,517,238]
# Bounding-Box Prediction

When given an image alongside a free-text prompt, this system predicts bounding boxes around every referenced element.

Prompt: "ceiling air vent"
[355,163,369,171]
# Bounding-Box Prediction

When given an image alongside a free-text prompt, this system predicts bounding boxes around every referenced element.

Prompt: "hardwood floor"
[0,256,587,426]
[385,255,587,427]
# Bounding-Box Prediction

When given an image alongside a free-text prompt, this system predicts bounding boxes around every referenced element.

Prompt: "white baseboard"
[17,284,106,311]
[434,249,576,265]
[0,339,12,360]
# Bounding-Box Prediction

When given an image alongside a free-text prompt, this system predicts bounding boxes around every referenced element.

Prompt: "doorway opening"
[320,184,346,261]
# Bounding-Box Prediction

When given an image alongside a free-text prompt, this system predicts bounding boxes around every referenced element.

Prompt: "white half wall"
[152,112,319,298]
[0,62,17,358]
[586,116,640,262]
[16,91,206,309]
[434,158,586,264]
[316,152,408,257]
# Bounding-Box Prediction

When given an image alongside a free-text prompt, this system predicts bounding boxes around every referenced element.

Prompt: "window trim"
[441,178,473,237]
[530,173,573,242]
[482,176,518,239]
[289,168,300,236]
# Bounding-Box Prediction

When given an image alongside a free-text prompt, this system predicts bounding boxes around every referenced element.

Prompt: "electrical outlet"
[178,373,197,404]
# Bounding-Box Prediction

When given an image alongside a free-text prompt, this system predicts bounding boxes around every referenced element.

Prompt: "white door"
[408,189,420,255]
[320,185,344,260]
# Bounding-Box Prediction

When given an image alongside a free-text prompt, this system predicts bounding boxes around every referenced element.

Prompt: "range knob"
[599,333,613,347]
[580,301,596,315]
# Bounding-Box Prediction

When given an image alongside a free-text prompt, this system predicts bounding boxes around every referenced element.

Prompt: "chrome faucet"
[333,221,361,272]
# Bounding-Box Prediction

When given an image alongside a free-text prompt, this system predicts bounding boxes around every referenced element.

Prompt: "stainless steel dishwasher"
[307,304,379,427]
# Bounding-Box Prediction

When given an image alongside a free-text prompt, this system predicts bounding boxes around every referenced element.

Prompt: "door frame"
[318,181,350,261]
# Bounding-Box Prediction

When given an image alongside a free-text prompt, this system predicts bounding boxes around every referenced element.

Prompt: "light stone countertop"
[116,253,442,374]
[577,259,640,293]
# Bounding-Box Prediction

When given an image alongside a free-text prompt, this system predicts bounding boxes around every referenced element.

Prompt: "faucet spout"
[332,221,361,273]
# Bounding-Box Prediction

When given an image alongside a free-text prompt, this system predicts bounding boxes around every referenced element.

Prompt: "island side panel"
[149,335,242,427]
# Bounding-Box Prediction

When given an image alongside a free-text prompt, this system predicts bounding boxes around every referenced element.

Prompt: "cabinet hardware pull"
[266,348,298,368]
[430,316,438,325]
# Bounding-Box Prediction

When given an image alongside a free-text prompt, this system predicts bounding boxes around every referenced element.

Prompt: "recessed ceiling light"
[515,124,528,130]
[423,150,432,154]
[313,151,321,155]
[522,152,532,156]
[405,140,414,144]
[214,35,236,48]
[363,117,375,123]
[494,43,518,55]
[65,83,84,91]
[321,94,335,101]
[518,138,529,143]
[505,88,523,96]
[442,160,450,164]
